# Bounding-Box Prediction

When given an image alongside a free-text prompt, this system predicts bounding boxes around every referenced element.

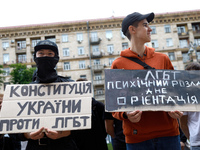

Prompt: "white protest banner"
[105,69,200,112]
[0,81,92,133]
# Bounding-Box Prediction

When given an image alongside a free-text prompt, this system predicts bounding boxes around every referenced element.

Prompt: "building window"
[78,47,84,55]
[3,54,9,64]
[91,32,98,42]
[95,73,102,80]
[194,38,200,46]
[166,38,173,47]
[177,26,186,34]
[94,59,100,65]
[107,44,114,54]
[3,68,10,76]
[63,48,70,56]
[151,26,156,34]
[122,42,129,50]
[79,60,85,69]
[182,53,190,63]
[80,75,86,79]
[17,40,26,50]
[64,62,70,70]
[45,36,56,43]
[62,34,68,42]
[109,58,115,66]
[164,25,171,33]
[120,30,126,39]
[168,52,175,61]
[151,40,158,48]
[197,51,200,60]
[192,24,200,32]
[32,39,40,47]
[96,88,103,95]
[92,46,99,52]
[77,33,83,42]
[18,54,26,63]
[179,39,188,48]
[94,73,103,84]
[106,30,112,39]
[2,41,9,49]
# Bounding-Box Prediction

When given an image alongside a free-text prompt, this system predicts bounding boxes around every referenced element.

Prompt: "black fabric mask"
[34,57,59,83]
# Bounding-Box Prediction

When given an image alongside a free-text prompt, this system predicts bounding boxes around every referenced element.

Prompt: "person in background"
[179,120,190,150]
[111,12,183,150]
[0,97,3,149]
[105,112,126,150]
[72,78,108,150]
[17,40,77,150]
[0,97,2,110]
[180,62,200,150]
[0,97,21,150]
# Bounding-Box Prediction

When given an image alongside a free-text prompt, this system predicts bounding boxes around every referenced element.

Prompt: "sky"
[0,0,199,27]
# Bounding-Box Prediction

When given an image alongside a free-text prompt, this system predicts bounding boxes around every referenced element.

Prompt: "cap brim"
[139,12,154,23]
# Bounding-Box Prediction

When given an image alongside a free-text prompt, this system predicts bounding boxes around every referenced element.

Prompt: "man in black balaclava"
[32,40,73,83]
[17,40,77,150]
[33,40,59,83]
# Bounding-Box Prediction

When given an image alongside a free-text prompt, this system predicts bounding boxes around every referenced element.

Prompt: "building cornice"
[0,9,200,38]
[152,9,200,24]
[0,17,123,38]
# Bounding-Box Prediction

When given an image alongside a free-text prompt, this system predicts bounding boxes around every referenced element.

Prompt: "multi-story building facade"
[0,10,200,102]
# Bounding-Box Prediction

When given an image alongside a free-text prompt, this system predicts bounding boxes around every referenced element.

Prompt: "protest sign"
[105,69,200,112]
[0,81,92,133]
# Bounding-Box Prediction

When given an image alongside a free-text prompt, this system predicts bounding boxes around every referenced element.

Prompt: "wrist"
[24,133,31,139]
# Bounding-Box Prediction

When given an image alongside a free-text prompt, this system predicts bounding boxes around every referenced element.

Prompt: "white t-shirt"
[183,112,200,146]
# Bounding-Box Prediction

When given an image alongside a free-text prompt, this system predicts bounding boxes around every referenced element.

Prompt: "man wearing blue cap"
[111,12,183,150]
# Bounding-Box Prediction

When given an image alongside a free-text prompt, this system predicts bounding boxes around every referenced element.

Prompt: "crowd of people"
[0,11,200,150]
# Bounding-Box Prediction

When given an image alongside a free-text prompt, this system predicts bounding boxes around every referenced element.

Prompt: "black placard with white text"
[105,69,200,112]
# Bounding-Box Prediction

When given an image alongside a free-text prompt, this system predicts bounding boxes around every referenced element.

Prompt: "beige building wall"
[0,10,200,102]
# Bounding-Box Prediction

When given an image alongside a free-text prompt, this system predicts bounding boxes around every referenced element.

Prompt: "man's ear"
[128,25,136,34]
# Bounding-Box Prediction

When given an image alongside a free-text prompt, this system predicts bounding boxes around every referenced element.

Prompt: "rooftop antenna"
[112,10,115,18]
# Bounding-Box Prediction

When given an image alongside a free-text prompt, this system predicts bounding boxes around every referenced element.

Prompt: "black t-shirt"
[104,112,125,143]
[72,98,108,150]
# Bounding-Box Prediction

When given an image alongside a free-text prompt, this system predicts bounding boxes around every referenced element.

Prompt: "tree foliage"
[0,65,5,88]
[9,64,36,84]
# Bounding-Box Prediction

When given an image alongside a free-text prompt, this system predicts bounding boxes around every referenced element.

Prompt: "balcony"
[93,79,105,86]
[91,51,102,58]
[15,47,26,54]
[92,65,104,72]
[178,32,189,38]
[17,60,27,64]
[94,93,105,101]
[193,30,200,36]
[90,37,101,45]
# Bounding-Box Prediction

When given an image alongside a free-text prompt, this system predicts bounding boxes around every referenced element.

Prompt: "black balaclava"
[34,40,59,83]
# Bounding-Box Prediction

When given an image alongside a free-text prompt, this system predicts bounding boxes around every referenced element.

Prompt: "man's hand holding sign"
[168,111,183,119]
[125,110,142,123]
[24,127,71,140]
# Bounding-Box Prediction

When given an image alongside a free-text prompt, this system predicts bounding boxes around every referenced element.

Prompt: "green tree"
[9,64,36,84]
[0,65,5,88]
